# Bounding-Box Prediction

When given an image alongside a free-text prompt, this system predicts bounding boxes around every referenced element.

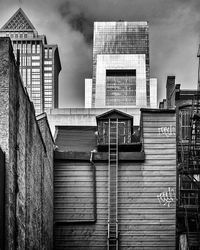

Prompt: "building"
[0,8,61,114]
[85,21,157,109]
[48,21,158,135]
[0,38,54,249]
[160,76,200,249]
[53,108,176,249]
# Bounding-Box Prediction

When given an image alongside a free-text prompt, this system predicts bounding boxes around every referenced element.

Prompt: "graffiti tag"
[158,126,176,137]
[157,187,176,207]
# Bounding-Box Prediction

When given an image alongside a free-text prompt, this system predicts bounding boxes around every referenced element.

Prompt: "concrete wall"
[85,78,92,108]
[150,78,158,108]
[95,54,147,107]
[0,38,54,249]
[47,107,141,137]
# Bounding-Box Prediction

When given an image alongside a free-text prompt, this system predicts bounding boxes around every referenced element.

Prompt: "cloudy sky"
[1,0,200,107]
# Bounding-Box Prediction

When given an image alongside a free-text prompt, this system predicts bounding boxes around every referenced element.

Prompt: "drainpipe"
[90,149,97,222]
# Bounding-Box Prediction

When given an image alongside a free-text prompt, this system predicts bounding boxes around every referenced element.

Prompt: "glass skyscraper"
[0,8,61,114]
[85,21,157,108]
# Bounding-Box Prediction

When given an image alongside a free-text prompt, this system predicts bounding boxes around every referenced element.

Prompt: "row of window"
[13,42,41,54]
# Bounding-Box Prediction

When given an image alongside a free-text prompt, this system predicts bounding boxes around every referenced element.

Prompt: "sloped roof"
[96,109,133,120]
[55,126,97,152]
[1,8,36,31]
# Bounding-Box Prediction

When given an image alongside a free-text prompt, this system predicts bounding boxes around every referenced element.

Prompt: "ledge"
[141,108,175,113]
[54,151,145,162]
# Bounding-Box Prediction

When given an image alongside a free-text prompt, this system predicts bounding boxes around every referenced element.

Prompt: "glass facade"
[106,69,136,106]
[92,22,150,107]
[0,8,61,114]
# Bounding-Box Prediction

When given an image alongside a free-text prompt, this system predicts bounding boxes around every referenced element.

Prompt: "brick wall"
[0,37,54,249]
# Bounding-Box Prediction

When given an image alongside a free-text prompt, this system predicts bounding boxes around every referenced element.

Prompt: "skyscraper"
[0,8,61,114]
[85,21,157,108]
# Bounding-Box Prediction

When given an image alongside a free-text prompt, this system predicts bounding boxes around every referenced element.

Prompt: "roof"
[96,109,133,120]
[55,126,97,152]
[1,8,36,31]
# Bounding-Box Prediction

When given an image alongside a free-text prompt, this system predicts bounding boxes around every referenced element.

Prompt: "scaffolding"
[178,94,200,249]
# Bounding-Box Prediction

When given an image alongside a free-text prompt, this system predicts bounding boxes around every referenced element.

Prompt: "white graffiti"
[158,126,176,137]
[157,187,176,207]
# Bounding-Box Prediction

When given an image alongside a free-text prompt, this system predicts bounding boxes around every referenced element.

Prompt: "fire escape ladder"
[107,119,119,250]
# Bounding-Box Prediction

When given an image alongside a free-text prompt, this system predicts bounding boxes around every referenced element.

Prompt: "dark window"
[106,69,136,77]
[179,109,191,140]
[98,120,132,144]
[106,69,136,106]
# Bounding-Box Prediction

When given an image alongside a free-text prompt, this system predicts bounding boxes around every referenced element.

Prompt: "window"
[27,56,31,66]
[45,49,48,58]
[179,109,191,140]
[98,120,132,144]
[27,43,31,53]
[44,60,52,65]
[106,69,136,106]
[49,48,52,58]
[32,61,40,66]
[44,67,52,71]
[32,56,40,60]
[36,44,40,53]
[32,44,36,53]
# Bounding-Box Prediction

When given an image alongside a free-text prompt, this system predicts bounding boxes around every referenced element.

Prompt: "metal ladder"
[107,119,119,250]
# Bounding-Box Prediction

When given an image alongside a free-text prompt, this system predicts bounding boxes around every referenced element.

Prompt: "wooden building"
[54,109,176,249]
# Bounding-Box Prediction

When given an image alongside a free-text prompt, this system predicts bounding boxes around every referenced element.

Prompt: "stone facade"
[0,37,54,249]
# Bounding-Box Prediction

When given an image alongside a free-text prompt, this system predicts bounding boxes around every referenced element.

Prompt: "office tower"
[85,21,157,108]
[0,8,61,114]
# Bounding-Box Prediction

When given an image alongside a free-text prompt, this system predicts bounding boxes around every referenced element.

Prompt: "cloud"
[0,0,200,107]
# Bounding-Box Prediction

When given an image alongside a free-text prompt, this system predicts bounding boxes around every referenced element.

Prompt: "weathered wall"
[0,38,54,249]
[54,161,107,249]
[54,109,176,249]
[37,114,54,250]
[140,110,176,249]
[0,148,5,250]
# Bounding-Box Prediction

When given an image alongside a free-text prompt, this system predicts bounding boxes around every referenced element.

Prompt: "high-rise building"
[85,21,157,108]
[0,8,61,114]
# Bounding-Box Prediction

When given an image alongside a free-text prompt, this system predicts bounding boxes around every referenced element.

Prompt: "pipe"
[90,149,97,222]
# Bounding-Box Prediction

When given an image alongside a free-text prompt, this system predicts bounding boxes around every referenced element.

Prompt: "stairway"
[107,119,119,250]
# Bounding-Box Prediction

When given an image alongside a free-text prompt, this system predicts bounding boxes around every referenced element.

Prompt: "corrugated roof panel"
[55,126,97,152]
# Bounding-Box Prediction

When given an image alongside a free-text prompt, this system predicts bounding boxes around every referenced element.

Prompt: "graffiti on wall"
[157,187,176,207]
[158,126,176,137]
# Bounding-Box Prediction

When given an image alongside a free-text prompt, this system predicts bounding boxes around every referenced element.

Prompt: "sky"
[1,0,200,107]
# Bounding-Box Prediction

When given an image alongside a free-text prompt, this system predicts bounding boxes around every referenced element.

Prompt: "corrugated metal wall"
[139,111,176,249]
[54,110,176,249]
[54,162,108,249]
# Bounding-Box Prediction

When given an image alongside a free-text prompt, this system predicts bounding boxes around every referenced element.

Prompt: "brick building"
[0,37,54,249]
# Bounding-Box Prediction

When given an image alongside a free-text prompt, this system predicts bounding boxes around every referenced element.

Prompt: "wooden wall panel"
[54,162,108,249]
[54,110,176,249]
